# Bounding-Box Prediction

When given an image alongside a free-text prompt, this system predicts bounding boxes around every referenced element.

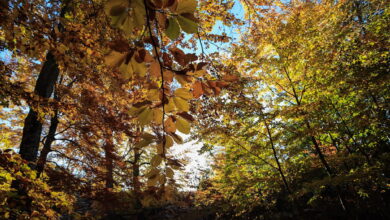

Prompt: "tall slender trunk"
[132,145,142,208]
[261,114,291,193]
[104,141,114,189]
[19,52,60,163]
[282,65,346,211]
[36,111,59,177]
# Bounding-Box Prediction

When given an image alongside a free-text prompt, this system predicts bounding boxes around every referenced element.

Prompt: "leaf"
[223,74,239,82]
[170,132,183,144]
[175,74,191,86]
[163,70,174,83]
[192,81,203,98]
[141,132,155,141]
[170,47,187,66]
[151,155,163,167]
[147,175,159,187]
[156,12,167,28]
[176,0,197,13]
[132,0,146,28]
[177,15,198,34]
[110,5,126,16]
[150,61,161,78]
[156,144,164,154]
[131,57,147,77]
[166,167,174,178]
[174,97,190,112]
[165,18,180,40]
[174,88,193,100]
[153,108,163,124]
[147,89,160,101]
[104,50,127,67]
[129,106,145,116]
[119,60,134,79]
[164,117,176,133]
[177,112,194,121]
[146,168,159,178]
[165,98,176,112]
[176,116,190,134]
[138,108,153,125]
[165,135,174,148]
[105,0,129,16]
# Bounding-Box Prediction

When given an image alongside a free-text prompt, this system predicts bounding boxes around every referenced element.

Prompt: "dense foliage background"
[0,0,389,219]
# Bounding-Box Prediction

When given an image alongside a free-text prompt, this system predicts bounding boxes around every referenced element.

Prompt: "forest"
[0,0,389,219]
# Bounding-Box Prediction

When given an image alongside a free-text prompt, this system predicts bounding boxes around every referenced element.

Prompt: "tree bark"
[19,52,59,163]
[36,111,59,177]
[104,141,114,189]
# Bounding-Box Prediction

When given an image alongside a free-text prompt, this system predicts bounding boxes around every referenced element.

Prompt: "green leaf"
[165,18,180,40]
[177,15,198,34]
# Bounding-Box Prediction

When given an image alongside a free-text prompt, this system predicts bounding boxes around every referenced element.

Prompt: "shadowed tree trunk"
[36,110,59,177]
[19,52,60,163]
[104,141,114,189]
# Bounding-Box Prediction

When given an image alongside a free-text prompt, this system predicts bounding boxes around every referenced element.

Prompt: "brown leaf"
[192,81,203,98]
[163,52,173,67]
[164,117,176,133]
[108,39,130,52]
[177,112,195,121]
[150,61,161,78]
[156,12,167,29]
[169,47,186,66]
[163,70,174,83]
[223,74,239,82]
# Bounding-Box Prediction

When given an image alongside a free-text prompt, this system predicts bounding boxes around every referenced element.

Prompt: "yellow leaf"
[147,175,159,187]
[156,144,164,154]
[176,0,197,13]
[166,167,174,178]
[146,168,159,178]
[174,88,193,100]
[147,89,160,101]
[153,108,163,124]
[165,98,176,112]
[129,106,144,116]
[138,108,153,125]
[176,117,190,134]
[131,57,147,77]
[165,135,174,148]
[132,0,146,28]
[119,61,134,79]
[174,97,190,112]
[151,155,162,167]
[104,50,127,67]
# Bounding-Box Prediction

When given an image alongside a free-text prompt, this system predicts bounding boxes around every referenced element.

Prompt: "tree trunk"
[36,111,59,177]
[19,52,59,163]
[104,141,114,189]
